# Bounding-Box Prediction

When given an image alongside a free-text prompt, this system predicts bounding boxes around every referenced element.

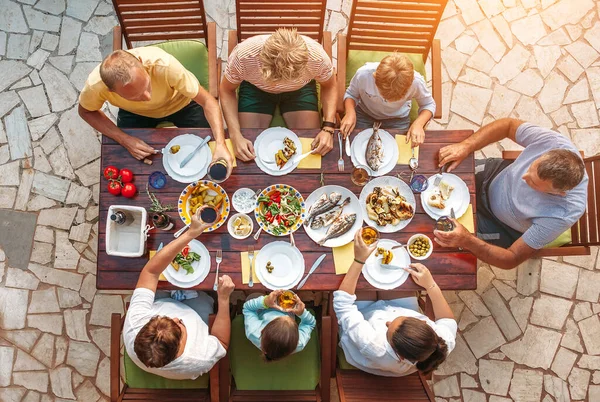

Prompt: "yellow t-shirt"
[79,47,200,119]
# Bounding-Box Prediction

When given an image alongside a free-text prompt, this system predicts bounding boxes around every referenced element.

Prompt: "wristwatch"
[321,121,335,129]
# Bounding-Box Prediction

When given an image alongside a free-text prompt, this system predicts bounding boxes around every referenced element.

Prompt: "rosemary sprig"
[146,183,175,213]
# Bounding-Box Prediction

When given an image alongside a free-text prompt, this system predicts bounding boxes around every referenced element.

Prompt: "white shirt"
[333,290,457,377]
[123,288,226,380]
[344,62,436,121]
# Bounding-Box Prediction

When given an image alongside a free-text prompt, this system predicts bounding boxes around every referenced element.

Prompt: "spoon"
[409,147,418,170]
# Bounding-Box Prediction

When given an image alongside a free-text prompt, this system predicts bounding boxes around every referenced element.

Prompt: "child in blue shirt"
[243,290,316,361]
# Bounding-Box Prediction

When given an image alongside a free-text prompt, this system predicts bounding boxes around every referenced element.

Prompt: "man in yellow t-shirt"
[79,47,232,169]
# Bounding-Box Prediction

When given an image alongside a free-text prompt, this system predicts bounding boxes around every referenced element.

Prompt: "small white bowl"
[407,234,433,260]
[228,213,254,239]
[232,188,257,214]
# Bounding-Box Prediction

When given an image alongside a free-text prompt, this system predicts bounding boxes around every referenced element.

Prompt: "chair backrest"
[346,0,447,61]
[234,0,327,44]
[573,154,600,246]
[112,0,209,49]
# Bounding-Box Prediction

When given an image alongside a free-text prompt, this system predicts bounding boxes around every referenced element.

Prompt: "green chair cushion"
[123,349,209,389]
[346,50,426,123]
[151,40,210,92]
[544,229,572,248]
[229,313,320,390]
[337,346,357,370]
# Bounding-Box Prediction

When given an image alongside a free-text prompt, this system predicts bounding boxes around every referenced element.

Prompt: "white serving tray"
[105,205,150,257]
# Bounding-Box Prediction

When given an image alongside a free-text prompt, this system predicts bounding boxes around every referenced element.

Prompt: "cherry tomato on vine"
[108,181,122,196]
[103,166,119,181]
[120,168,134,183]
[121,182,137,198]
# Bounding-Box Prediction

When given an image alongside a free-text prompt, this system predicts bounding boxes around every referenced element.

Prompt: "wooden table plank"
[97,128,477,291]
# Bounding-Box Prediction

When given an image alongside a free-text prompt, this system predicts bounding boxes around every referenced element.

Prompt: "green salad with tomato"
[172,245,201,275]
[257,189,302,235]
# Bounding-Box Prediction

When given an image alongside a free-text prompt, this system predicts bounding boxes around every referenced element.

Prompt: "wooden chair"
[336,0,446,118]
[110,313,220,402]
[330,294,435,402]
[502,151,600,257]
[220,309,332,402]
[111,0,220,98]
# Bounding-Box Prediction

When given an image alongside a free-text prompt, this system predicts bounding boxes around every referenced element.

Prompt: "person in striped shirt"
[220,28,338,161]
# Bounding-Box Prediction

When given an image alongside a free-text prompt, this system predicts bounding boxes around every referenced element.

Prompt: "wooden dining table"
[97,128,477,291]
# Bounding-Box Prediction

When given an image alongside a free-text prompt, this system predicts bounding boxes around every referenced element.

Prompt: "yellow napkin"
[149,250,167,281]
[241,251,260,284]
[333,243,355,275]
[457,204,475,234]
[208,139,237,167]
[395,135,419,165]
[297,137,322,169]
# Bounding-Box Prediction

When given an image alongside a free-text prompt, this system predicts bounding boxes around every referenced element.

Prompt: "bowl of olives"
[407,234,433,260]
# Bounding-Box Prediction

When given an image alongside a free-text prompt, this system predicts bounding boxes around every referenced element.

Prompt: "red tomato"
[182,245,190,258]
[108,181,121,196]
[121,182,137,198]
[103,166,119,181]
[120,168,134,183]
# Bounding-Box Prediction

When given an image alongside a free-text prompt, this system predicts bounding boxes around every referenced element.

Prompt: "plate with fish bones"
[303,185,363,247]
[350,128,399,177]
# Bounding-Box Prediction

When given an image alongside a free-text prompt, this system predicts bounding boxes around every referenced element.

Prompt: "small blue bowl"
[149,171,167,189]
[410,174,429,193]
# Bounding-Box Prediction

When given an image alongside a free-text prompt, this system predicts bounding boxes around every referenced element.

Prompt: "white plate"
[254,241,305,290]
[254,127,302,176]
[363,239,410,290]
[350,128,399,177]
[359,176,416,233]
[303,185,363,247]
[161,240,211,288]
[162,134,212,183]
[420,173,470,220]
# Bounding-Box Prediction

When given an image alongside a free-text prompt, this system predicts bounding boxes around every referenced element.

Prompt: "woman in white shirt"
[333,230,457,377]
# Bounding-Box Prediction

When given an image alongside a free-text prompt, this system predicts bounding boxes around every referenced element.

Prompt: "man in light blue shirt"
[434,118,587,269]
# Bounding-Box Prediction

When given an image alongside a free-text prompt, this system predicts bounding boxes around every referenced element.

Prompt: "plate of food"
[178,180,230,232]
[420,173,469,220]
[350,128,399,177]
[162,134,212,183]
[254,241,305,290]
[254,127,302,176]
[303,185,362,247]
[255,184,305,236]
[359,176,416,233]
[162,239,211,288]
[362,239,410,289]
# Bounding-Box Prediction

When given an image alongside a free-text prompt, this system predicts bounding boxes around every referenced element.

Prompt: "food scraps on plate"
[427,180,454,210]
[375,247,394,264]
[275,137,297,169]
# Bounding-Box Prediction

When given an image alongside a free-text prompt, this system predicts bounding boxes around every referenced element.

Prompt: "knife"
[345,136,351,156]
[156,242,164,253]
[296,253,326,290]
[179,135,211,168]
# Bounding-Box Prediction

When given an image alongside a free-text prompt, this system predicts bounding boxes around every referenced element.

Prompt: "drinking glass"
[207,159,229,183]
[351,164,370,186]
[361,226,380,245]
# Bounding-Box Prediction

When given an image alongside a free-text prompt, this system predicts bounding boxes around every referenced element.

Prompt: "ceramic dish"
[178,180,230,232]
[350,128,399,177]
[254,241,305,290]
[359,176,416,233]
[362,239,410,290]
[420,173,470,220]
[227,213,254,240]
[162,134,212,183]
[254,184,305,236]
[161,239,211,288]
[254,127,302,176]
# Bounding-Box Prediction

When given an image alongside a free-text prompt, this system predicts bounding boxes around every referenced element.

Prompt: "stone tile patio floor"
[0,0,599,400]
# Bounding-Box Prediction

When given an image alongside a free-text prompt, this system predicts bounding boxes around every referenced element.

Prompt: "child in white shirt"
[340,53,436,147]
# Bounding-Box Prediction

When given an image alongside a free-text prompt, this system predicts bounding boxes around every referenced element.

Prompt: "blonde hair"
[100,50,143,90]
[260,28,309,83]
[374,53,414,102]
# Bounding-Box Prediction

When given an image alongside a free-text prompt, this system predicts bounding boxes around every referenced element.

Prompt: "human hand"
[288,295,305,316]
[217,274,235,300]
[438,143,470,172]
[407,122,425,148]
[121,135,157,160]
[354,229,377,263]
[232,136,256,162]
[403,263,436,289]
[212,142,234,177]
[264,290,284,310]
[311,130,334,155]
[433,219,470,248]
[340,111,356,139]
[189,209,216,236]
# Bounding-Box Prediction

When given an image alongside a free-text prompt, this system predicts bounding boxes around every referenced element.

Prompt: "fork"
[247,245,255,288]
[213,249,222,291]
[337,132,344,172]
[433,163,447,187]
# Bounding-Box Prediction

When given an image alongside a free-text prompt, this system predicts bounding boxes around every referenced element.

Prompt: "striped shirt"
[224,34,333,94]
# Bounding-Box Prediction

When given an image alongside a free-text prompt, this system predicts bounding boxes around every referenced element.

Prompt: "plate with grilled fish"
[303,185,363,247]
[254,127,302,176]
[350,128,398,177]
[420,173,469,220]
[359,176,416,233]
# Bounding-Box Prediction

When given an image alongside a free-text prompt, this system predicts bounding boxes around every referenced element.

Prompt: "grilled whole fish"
[365,129,384,171]
[318,213,357,245]
[305,192,342,226]
[310,197,351,230]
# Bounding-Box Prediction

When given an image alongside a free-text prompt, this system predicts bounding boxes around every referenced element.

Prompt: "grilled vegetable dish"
[366,186,414,226]
[189,184,224,215]
[257,188,302,235]
[275,137,297,169]
[172,245,201,275]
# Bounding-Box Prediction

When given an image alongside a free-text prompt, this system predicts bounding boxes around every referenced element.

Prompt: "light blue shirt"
[344,62,436,121]
[242,296,316,353]
[489,123,588,249]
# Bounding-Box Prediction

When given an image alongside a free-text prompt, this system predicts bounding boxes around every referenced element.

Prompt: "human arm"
[78,104,156,160]
[433,220,537,269]
[311,73,337,155]
[210,275,235,349]
[340,98,357,138]
[242,295,269,349]
[438,118,523,172]
[403,263,453,320]
[406,109,432,148]
[220,77,255,161]
[295,306,317,352]
[338,229,378,295]
[406,73,436,147]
